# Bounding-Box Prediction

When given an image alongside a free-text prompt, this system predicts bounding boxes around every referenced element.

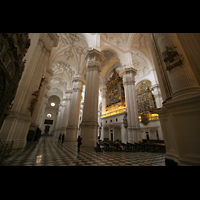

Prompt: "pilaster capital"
[39,33,59,55]
[72,75,85,92]
[66,89,73,94]
[59,103,65,108]
[72,74,85,84]
[65,90,72,100]
[100,85,107,91]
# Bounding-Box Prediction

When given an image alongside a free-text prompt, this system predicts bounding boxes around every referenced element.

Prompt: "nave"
[1,136,165,166]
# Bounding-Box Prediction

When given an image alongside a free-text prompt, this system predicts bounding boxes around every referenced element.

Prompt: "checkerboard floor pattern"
[1,137,166,166]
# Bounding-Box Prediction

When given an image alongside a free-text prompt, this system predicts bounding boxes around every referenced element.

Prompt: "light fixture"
[47,113,52,118]
[50,102,55,107]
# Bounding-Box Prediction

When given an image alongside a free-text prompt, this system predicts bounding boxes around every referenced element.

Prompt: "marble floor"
[1,136,166,166]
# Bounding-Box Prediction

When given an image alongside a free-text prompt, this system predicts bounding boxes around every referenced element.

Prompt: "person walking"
[58,133,61,143]
[77,135,82,153]
[62,133,65,144]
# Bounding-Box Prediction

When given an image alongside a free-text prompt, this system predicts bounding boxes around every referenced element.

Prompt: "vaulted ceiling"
[48,33,154,99]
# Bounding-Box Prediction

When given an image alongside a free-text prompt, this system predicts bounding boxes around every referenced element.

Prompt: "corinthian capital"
[119,66,137,85]
[84,48,105,71]
[119,65,137,77]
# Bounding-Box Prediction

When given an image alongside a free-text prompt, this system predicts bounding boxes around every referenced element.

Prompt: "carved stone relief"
[0,33,30,128]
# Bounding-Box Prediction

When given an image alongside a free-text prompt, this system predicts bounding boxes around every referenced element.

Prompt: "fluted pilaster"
[66,75,85,141]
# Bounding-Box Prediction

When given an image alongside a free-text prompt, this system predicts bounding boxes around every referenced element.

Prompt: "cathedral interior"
[0,33,200,166]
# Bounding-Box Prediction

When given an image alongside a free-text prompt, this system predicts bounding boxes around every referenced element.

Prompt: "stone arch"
[100,44,124,63]
[136,79,152,90]
[47,87,63,100]
[47,95,61,108]
[104,62,122,83]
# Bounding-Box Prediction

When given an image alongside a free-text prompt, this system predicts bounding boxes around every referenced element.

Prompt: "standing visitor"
[62,133,65,144]
[58,133,61,143]
[77,135,82,153]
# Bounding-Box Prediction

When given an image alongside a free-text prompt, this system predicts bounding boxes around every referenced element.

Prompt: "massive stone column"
[0,33,59,148]
[154,33,200,99]
[80,49,104,147]
[30,68,53,132]
[66,75,85,141]
[148,33,200,165]
[119,66,141,143]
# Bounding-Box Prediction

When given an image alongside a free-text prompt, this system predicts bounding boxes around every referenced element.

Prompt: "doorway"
[110,129,113,141]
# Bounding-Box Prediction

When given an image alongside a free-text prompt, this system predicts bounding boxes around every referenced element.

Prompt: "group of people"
[58,133,83,153]
[58,133,65,143]
[58,134,124,152]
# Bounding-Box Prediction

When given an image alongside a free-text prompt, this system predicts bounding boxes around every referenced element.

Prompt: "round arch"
[47,87,63,100]
[100,44,124,65]
[135,79,152,90]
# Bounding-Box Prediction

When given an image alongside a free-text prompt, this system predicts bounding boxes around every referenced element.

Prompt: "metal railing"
[0,140,14,164]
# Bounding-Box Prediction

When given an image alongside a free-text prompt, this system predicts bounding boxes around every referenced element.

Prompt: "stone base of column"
[127,127,142,143]
[13,139,27,149]
[80,121,98,147]
[157,93,200,166]
[66,127,78,142]
[172,86,200,100]
[0,111,31,149]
